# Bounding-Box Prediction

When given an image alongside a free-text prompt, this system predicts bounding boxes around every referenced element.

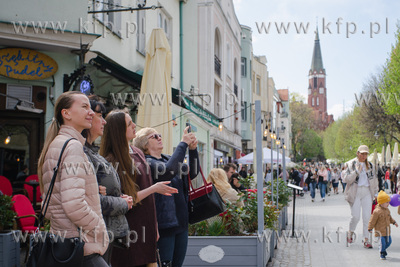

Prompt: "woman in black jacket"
[133,126,199,267]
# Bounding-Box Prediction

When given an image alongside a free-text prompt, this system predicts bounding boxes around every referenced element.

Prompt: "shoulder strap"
[39,138,76,227]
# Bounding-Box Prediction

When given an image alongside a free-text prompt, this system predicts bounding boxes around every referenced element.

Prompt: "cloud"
[328,103,353,121]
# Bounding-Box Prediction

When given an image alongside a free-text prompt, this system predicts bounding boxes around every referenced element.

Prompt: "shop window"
[6,85,32,110]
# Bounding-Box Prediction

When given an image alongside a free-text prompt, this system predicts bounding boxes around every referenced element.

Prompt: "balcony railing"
[214,55,221,77]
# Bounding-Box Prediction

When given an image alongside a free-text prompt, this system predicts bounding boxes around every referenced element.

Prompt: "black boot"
[161,260,172,267]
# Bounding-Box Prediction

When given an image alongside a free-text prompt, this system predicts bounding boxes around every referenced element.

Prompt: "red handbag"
[188,166,226,224]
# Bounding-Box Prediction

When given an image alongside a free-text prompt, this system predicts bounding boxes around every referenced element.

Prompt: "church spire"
[310,28,324,73]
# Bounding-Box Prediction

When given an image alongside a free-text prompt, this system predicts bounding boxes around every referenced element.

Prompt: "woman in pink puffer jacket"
[37,91,109,266]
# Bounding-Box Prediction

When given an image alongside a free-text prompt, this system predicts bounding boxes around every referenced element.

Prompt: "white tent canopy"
[237,147,291,164]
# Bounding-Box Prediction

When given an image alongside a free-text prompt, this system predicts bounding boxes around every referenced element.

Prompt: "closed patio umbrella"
[386,144,391,166]
[380,146,385,166]
[137,28,173,154]
[392,142,399,167]
[372,149,377,167]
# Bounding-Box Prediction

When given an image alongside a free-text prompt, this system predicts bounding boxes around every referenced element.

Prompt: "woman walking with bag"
[343,145,379,249]
[101,111,178,267]
[133,126,199,267]
[37,91,109,266]
[82,97,133,264]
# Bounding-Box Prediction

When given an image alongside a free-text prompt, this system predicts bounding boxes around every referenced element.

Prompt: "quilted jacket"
[41,125,109,256]
[368,204,396,237]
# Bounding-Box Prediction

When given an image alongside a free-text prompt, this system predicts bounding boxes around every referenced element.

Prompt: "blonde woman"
[133,126,199,267]
[37,91,109,266]
[207,168,243,207]
[317,164,328,201]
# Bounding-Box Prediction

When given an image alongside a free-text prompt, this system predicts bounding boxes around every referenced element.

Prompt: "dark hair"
[81,95,106,139]
[223,163,237,172]
[100,111,138,201]
[231,173,240,179]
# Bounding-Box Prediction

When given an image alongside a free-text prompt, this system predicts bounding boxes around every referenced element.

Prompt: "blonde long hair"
[206,168,232,196]
[37,91,84,190]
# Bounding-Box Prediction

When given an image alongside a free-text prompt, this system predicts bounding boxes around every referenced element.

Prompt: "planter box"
[184,232,273,267]
[0,230,20,267]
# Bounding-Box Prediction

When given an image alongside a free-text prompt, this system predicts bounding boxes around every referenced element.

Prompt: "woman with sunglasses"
[133,127,199,267]
[101,111,177,267]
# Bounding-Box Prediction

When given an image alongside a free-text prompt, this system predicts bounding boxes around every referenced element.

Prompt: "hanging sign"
[0,48,58,80]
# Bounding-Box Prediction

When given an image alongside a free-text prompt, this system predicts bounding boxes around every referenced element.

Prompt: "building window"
[312,97,314,106]
[6,85,32,109]
[241,57,246,77]
[158,10,171,44]
[241,101,247,121]
[313,77,317,89]
[256,78,260,95]
[226,43,231,78]
[94,0,122,36]
[317,97,319,106]
[308,89,311,95]
[136,10,146,55]
[319,87,324,94]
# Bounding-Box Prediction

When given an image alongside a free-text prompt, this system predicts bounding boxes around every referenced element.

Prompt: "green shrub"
[0,195,16,230]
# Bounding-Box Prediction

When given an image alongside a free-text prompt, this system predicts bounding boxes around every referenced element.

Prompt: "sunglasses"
[148,133,162,140]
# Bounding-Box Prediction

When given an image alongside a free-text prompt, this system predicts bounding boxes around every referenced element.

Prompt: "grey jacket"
[84,142,129,239]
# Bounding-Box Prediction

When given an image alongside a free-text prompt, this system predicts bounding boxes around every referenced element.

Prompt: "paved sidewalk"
[269,190,400,267]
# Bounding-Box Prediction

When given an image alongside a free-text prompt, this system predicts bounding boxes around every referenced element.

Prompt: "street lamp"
[374,131,379,140]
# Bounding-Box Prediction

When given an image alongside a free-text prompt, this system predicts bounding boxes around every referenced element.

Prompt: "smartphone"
[186,122,191,133]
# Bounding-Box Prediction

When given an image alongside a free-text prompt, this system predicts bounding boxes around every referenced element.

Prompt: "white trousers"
[349,186,372,239]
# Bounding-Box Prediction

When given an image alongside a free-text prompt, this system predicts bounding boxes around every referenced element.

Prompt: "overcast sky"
[233,0,400,120]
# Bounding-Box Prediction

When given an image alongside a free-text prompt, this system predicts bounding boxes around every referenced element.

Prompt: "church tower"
[307,28,333,130]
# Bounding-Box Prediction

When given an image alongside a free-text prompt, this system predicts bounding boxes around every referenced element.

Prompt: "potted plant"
[185,190,280,266]
[0,194,20,267]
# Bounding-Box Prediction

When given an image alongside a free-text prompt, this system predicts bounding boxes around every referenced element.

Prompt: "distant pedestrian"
[343,145,379,249]
[239,166,248,178]
[317,165,328,201]
[340,166,347,192]
[368,190,398,260]
[331,168,340,194]
[309,168,318,202]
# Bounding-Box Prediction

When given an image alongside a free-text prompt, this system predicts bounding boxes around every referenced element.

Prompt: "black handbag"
[27,138,85,267]
[188,166,226,224]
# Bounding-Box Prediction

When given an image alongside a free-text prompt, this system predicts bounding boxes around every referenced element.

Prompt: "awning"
[172,88,219,127]
[89,56,142,89]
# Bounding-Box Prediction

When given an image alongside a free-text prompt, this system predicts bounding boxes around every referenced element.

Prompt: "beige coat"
[41,125,109,256]
[368,204,396,237]
[220,188,244,208]
[342,159,378,207]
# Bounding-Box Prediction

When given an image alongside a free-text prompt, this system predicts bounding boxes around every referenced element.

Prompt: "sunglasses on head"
[149,133,162,140]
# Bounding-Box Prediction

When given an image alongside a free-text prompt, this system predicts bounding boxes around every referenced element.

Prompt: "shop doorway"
[0,111,44,183]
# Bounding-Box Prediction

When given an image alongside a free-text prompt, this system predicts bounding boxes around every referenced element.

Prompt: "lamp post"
[276,128,280,207]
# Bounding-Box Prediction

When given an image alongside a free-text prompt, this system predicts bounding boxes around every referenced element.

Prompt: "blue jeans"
[318,182,326,198]
[380,236,392,253]
[158,230,188,267]
[309,181,316,199]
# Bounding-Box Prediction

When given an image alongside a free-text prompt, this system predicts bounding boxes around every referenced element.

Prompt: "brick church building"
[307,29,334,130]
